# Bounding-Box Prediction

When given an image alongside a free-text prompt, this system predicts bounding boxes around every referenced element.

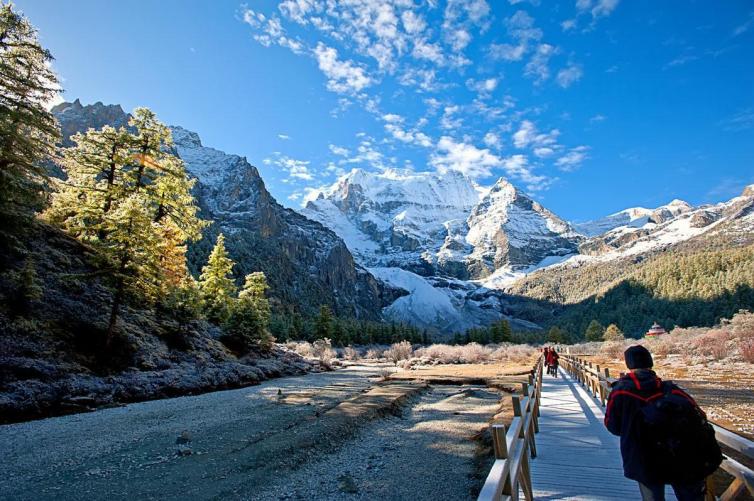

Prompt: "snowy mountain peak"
[741,184,754,198]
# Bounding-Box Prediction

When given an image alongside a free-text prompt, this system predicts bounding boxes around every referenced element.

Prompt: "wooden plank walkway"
[529,369,677,500]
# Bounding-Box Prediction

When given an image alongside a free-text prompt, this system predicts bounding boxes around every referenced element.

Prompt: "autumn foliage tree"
[46,107,206,340]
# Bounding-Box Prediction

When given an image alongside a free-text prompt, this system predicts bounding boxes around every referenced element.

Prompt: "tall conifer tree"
[0,3,60,219]
[198,233,237,323]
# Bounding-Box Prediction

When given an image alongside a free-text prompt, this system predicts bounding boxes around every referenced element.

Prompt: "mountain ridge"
[50,100,398,321]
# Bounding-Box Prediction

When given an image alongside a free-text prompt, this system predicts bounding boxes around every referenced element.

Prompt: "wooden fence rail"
[478,356,544,501]
[560,354,754,501]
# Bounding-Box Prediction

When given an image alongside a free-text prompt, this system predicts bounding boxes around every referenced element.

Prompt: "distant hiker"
[604,345,722,501]
[546,347,559,377]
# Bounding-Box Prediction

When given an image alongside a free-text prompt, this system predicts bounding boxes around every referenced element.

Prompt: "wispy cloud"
[719,107,754,131]
[555,146,590,171]
[264,153,316,181]
[556,63,583,88]
[732,11,754,37]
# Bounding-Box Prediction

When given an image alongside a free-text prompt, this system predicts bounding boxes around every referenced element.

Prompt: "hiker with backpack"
[604,345,722,501]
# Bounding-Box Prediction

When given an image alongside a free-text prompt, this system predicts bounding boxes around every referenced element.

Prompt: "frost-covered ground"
[0,364,509,501]
[0,366,381,500]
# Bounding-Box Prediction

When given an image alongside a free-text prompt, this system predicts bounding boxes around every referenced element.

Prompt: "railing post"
[492,423,513,497]
[492,424,508,459]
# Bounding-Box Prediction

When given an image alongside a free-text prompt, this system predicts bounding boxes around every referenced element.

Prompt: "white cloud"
[313,42,373,94]
[590,0,620,18]
[570,0,620,29]
[401,10,427,35]
[489,43,527,61]
[242,8,305,54]
[412,39,446,65]
[466,77,498,98]
[719,107,754,131]
[382,113,404,123]
[525,44,557,84]
[561,19,577,31]
[440,105,463,130]
[533,147,555,158]
[266,154,316,181]
[431,136,501,178]
[513,120,560,149]
[278,133,291,140]
[385,123,433,148]
[589,114,606,123]
[556,64,583,88]
[483,132,501,149]
[442,0,491,53]
[329,144,350,156]
[555,146,590,171]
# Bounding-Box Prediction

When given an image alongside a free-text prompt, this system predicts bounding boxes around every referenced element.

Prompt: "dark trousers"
[638,480,706,501]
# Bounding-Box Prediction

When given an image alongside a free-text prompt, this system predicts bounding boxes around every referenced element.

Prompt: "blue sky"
[16,0,754,221]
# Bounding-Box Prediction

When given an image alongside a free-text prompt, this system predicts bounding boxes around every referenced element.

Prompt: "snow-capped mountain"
[576,190,753,259]
[303,168,485,276]
[573,200,693,237]
[302,169,582,333]
[303,169,581,279]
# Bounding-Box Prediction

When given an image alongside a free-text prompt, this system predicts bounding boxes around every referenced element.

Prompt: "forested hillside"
[508,243,754,339]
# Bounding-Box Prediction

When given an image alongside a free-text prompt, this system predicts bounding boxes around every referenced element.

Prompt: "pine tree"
[603,323,625,341]
[314,305,333,339]
[0,3,60,220]
[198,233,237,324]
[45,126,131,241]
[224,272,273,353]
[238,271,271,325]
[585,320,605,342]
[547,326,566,344]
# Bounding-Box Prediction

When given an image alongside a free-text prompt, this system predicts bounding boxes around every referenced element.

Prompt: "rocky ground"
[0,364,511,501]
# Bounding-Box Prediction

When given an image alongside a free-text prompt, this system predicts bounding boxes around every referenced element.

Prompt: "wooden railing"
[478,356,544,501]
[560,354,754,501]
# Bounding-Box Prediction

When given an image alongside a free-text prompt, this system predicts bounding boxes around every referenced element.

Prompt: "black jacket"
[604,369,701,483]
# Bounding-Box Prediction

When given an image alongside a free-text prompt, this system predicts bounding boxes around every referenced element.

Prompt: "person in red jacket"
[604,345,715,501]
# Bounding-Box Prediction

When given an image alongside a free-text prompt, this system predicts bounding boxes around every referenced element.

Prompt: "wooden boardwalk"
[529,369,677,500]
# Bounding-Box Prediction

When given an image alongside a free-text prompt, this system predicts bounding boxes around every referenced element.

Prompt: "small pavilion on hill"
[646,322,667,337]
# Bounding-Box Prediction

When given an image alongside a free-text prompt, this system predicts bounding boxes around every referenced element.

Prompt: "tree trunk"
[106,278,124,346]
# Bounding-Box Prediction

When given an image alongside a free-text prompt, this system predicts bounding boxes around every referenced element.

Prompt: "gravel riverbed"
[0,365,503,500]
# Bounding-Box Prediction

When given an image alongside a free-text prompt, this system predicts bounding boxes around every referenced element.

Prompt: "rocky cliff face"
[51,101,395,320]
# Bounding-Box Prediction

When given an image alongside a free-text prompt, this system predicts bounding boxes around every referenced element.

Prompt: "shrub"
[385,340,413,364]
[600,341,626,360]
[286,340,313,358]
[739,339,754,363]
[365,347,383,360]
[312,338,336,365]
[649,334,679,357]
[731,311,754,340]
[459,343,490,363]
[343,345,360,360]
